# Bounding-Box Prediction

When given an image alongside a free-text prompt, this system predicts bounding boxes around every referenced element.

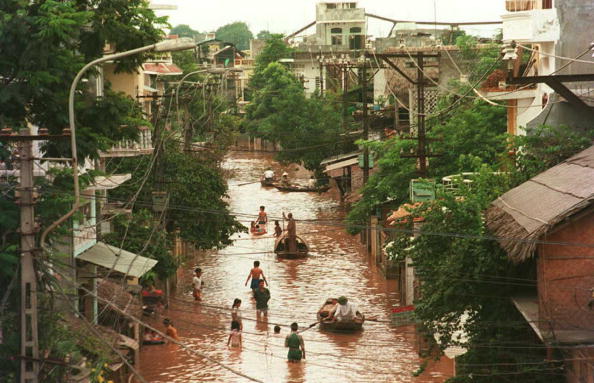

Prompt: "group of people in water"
[232,261,306,362]
[249,206,298,253]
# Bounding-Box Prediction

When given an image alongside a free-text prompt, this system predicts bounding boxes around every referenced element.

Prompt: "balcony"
[100,126,153,158]
[502,0,559,43]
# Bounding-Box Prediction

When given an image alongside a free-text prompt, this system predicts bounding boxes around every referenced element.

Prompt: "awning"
[76,241,157,278]
[142,63,183,76]
[90,174,131,190]
[320,151,360,166]
[325,157,359,173]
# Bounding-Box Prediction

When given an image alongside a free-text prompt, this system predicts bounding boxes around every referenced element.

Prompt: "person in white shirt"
[307,176,316,188]
[263,169,274,181]
[332,296,360,322]
[192,267,203,301]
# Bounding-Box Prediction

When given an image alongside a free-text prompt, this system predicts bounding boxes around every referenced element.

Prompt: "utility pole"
[342,65,349,131]
[416,53,427,177]
[0,127,69,383]
[361,62,369,184]
[17,129,39,383]
[319,61,324,96]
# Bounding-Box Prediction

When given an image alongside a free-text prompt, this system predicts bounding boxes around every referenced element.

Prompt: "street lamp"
[40,37,196,247]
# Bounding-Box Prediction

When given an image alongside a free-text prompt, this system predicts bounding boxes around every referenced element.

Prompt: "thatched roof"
[486,145,594,263]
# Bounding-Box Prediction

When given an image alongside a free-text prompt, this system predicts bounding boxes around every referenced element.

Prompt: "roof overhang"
[76,241,157,278]
[325,157,359,172]
[90,174,131,190]
[142,63,183,76]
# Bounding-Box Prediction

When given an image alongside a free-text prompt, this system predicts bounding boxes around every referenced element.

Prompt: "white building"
[490,0,594,135]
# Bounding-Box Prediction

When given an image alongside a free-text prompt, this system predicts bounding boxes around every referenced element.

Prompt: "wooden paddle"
[237,181,262,186]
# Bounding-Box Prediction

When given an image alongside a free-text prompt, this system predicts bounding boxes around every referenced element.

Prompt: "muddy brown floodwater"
[139,153,454,382]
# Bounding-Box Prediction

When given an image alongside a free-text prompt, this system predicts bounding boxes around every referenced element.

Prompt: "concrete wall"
[315,2,366,48]
[555,0,594,76]
[537,209,594,334]
[103,63,141,97]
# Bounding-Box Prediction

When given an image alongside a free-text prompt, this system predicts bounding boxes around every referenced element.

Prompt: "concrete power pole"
[1,127,70,383]
[17,128,39,383]
[361,62,369,184]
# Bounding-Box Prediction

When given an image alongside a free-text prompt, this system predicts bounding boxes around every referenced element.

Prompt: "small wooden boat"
[250,225,267,236]
[274,184,330,193]
[317,298,365,332]
[274,233,308,259]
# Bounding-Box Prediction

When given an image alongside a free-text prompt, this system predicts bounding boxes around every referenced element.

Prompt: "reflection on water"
[140,153,453,382]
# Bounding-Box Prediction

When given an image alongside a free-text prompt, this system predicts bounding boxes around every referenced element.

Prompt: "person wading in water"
[245,261,268,291]
[285,322,305,362]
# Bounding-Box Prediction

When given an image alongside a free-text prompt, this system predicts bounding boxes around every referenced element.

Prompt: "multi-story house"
[289,1,367,96]
[491,0,594,134]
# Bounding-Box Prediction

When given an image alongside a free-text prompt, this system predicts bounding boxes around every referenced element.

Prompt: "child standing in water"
[227,320,242,348]
[285,322,305,362]
[245,261,267,291]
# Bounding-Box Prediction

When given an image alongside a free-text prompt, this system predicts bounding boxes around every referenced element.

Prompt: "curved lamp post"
[40,38,197,248]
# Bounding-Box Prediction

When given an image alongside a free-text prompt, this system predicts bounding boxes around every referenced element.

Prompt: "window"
[347,2,356,8]
[331,27,343,46]
[350,27,362,33]
[326,3,336,9]
[332,35,343,46]
[349,35,363,49]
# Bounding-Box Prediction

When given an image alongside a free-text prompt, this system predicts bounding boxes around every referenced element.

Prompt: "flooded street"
[140,153,454,382]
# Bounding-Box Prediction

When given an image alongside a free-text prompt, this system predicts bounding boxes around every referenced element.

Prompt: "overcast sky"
[155,0,506,38]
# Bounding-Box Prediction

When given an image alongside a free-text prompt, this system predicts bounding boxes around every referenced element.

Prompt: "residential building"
[289,1,367,96]
[493,0,594,134]
[486,145,594,383]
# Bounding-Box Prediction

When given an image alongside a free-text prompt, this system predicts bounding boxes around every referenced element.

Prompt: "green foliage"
[103,209,174,279]
[256,30,273,40]
[172,50,200,73]
[0,0,164,160]
[107,144,244,250]
[249,34,293,90]
[246,63,353,173]
[170,24,204,41]
[215,21,253,50]
[428,101,507,176]
[510,124,594,184]
[0,0,166,379]
[409,170,564,382]
[454,35,501,82]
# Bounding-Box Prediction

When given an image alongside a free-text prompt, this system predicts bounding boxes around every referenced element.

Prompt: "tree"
[0,0,167,160]
[215,21,253,50]
[249,34,293,90]
[0,0,167,378]
[170,24,204,41]
[256,30,273,40]
[246,62,353,174]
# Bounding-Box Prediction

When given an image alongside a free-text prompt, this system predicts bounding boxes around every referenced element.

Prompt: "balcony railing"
[505,0,552,12]
[100,126,153,158]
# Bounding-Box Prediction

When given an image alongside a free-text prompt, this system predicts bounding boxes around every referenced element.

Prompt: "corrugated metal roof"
[324,157,359,172]
[320,151,361,166]
[486,145,594,262]
[90,174,131,190]
[142,63,183,75]
[76,242,157,278]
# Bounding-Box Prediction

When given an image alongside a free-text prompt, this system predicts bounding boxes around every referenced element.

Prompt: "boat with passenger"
[274,233,308,259]
[317,297,365,332]
[250,221,267,236]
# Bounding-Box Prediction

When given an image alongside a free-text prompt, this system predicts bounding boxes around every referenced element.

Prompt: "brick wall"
[537,209,594,333]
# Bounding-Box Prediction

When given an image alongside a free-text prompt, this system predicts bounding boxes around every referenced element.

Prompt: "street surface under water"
[140,153,454,382]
